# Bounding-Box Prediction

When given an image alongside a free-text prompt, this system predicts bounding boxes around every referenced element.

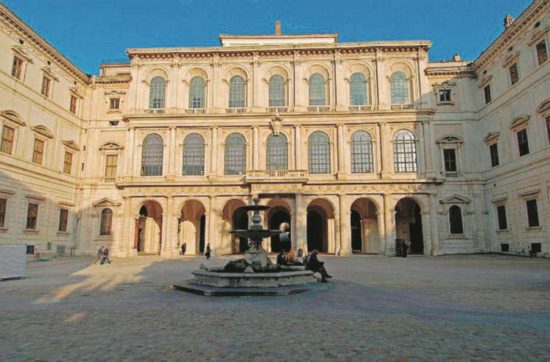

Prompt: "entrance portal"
[222,199,248,254]
[268,207,291,252]
[306,198,334,253]
[136,201,163,255]
[350,198,380,254]
[179,200,206,255]
[395,198,424,254]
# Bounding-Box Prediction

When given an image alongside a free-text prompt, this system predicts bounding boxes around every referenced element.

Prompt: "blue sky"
[2,0,531,75]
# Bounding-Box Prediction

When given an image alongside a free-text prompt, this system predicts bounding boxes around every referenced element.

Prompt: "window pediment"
[484,132,500,144]
[439,194,471,205]
[436,135,463,144]
[510,115,530,131]
[99,142,124,151]
[41,66,59,82]
[62,140,80,151]
[502,51,520,67]
[70,87,84,99]
[528,25,549,46]
[537,99,550,114]
[31,125,54,139]
[478,74,492,88]
[11,45,33,63]
[1,110,25,126]
[93,198,121,207]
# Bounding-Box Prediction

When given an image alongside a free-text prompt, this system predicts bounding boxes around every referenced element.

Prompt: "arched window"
[224,133,246,175]
[308,131,330,174]
[266,133,288,170]
[350,72,368,106]
[229,75,245,108]
[309,73,326,106]
[141,134,163,176]
[393,130,417,172]
[449,206,464,234]
[182,133,205,175]
[351,131,373,173]
[189,76,205,109]
[149,76,166,109]
[100,208,113,235]
[390,71,409,105]
[269,75,285,107]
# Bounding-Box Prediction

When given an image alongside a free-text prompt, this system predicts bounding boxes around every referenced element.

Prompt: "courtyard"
[0,254,549,360]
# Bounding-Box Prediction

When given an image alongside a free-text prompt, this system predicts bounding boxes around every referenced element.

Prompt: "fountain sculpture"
[175,198,316,296]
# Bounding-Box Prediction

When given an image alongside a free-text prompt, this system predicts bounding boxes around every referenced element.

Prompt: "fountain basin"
[191,269,314,288]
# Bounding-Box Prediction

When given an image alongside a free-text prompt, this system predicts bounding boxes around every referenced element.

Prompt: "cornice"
[425,62,475,78]
[473,0,550,70]
[0,3,90,84]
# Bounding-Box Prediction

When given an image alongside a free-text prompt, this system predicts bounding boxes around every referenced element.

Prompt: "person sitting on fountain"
[306,249,333,282]
[276,249,287,265]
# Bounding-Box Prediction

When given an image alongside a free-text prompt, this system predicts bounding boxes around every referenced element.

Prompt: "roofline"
[219,33,339,45]
[473,0,549,69]
[0,3,90,84]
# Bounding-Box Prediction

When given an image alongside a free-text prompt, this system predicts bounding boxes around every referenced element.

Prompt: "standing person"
[403,239,411,258]
[100,247,112,265]
[181,242,186,255]
[205,244,211,260]
[306,249,332,282]
[94,246,105,264]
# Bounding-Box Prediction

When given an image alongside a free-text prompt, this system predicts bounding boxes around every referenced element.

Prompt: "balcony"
[348,105,373,111]
[245,169,308,183]
[226,107,247,114]
[307,106,331,112]
[145,108,165,114]
[390,104,414,111]
[266,106,288,113]
[185,108,206,114]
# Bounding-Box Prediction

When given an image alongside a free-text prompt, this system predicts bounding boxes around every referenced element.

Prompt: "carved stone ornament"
[439,194,471,204]
[62,140,80,151]
[436,135,463,144]
[483,132,500,145]
[99,142,124,151]
[92,198,121,208]
[31,125,54,138]
[0,110,25,126]
[270,114,284,135]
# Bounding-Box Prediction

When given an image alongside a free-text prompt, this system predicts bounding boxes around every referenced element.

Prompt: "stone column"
[294,194,307,253]
[380,123,392,178]
[167,126,176,179]
[253,126,259,170]
[428,193,439,255]
[339,194,352,256]
[383,194,396,256]
[210,127,218,177]
[161,196,176,257]
[125,128,136,177]
[294,125,302,170]
[337,124,346,179]
[423,121,436,178]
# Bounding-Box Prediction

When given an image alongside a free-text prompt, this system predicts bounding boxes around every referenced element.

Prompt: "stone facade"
[0,1,548,257]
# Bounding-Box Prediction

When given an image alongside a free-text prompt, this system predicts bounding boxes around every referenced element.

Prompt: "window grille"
[105,155,118,178]
[141,134,163,176]
[308,131,330,174]
[32,139,44,164]
[100,208,113,235]
[224,133,246,175]
[229,76,245,108]
[266,133,288,170]
[309,73,326,106]
[351,131,373,173]
[350,73,367,106]
[59,208,68,232]
[0,126,14,154]
[269,75,285,107]
[390,72,408,105]
[183,133,205,175]
[393,130,417,172]
[149,76,166,109]
[189,76,205,109]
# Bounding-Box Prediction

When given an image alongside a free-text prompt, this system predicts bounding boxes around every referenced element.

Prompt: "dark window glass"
[309,73,326,106]
[70,95,77,114]
[26,203,38,229]
[490,143,499,167]
[41,76,51,97]
[484,85,491,104]
[536,40,548,66]
[229,76,245,108]
[351,131,373,173]
[182,133,205,175]
[100,208,113,235]
[110,98,120,110]
[141,134,163,176]
[497,205,507,230]
[443,149,457,172]
[509,63,519,85]
[517,129,529,156]
[266,133,288,170]
[269,75,285,107]
[59,208,68,232]
[350,73,368,106]
[11,56,23,79]
[189,76,206,109]
[391,72,408,105]
[526,199,539,227]
[0,198,6,227]
[546,116,550,144]
[449,205,464,234]
[224,133,246,175]
[308,131,330,174]
[149,76,166,109]
[438,89,451,103]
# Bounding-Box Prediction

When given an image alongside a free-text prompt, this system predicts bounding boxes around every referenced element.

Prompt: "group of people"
[94,246,111,265]
[277,248,333,282]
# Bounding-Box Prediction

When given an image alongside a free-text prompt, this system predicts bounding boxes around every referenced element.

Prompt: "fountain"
[174,198,316,296]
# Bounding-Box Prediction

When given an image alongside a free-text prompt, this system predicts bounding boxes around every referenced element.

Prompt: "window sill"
[0,227,7,233]
[95,235,113,241]
[496,229,510,233]
[448,234,467,239]
[437,101,454,106]
[526,226,542,231]
[23,229,39,234]
[57,231,70,236]
[107,109,121,114]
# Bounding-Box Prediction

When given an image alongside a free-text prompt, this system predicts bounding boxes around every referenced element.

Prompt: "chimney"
[275,20,282,35]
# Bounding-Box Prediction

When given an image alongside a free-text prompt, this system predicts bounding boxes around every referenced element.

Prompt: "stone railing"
[348,105,373,111]
[246,169,308,182]
[226,107,247,113]
[266,106,289,113]
[185,108,206,114]
[145,108,165,114]
[390,104,414,111]
[307,106,331,112]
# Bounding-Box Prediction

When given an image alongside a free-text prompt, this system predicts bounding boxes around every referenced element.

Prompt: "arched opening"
[135,201,163,255]
[395,198,423,255]
[178,200,206,255]
[268,207,291,252]
[350,198,379,254]
[222,199,248,254]
[306,198,334,253]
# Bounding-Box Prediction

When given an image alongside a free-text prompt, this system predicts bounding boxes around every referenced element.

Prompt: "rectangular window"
[509,63,519,85]
[490,143,499,167]
[443,149,457,172]
[58,208,68,232]
[109,98,120,110]
[0,198,6,227]
[11,56,23,79]
[69,95,77,114]
[517,129,530,156]
[105,154,118,179]
[546,116,550,144]
[26,203,38,229]
[41,76,51,97]
[438,89,451,103]
[536,40,548,66]
[32,139,44,164]
[0,125,15,154]
[526,199,540,227]
[496,205,507,230]
[63,151,73,174]
[483,85,492,104]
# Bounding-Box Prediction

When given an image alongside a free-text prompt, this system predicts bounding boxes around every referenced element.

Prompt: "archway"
[395,197,423,254]
[268,207,291,252]
[222,199,248,254]
[306,198,334,253]
[179,200,206,255]
[136,200,163,255]
[350,198,379,254]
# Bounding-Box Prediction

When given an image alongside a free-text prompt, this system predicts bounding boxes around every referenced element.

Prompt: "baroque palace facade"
[0,1,549,257]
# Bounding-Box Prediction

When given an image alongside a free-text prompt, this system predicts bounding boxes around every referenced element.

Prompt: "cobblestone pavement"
[0,254,549,361]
